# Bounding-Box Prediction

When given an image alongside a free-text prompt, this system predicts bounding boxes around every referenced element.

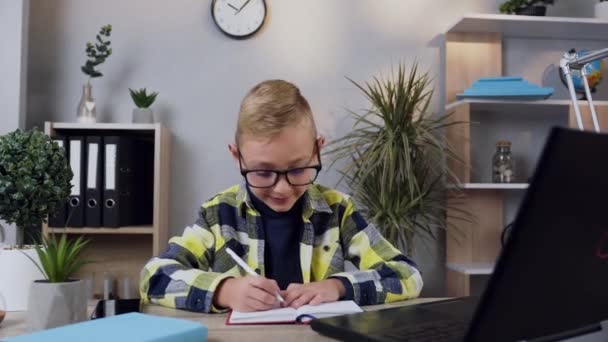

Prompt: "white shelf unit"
[42,122,172,299]
[447,14,608,41]
[444,15,608,297]
[446,263,494,275]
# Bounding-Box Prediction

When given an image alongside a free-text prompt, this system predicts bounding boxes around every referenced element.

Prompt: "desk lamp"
[560,48,608,132]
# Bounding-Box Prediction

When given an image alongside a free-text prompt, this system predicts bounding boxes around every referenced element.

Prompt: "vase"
[26,279,87,332]
[0,247,44,311]
[132,108,154,123]
[596,2,608,20]
[77,81,97,124]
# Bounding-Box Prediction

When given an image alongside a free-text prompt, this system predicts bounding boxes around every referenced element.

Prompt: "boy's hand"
[281,279,346,309]
[213,276,281,312]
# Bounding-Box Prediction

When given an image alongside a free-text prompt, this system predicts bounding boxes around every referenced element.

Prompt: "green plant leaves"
[81,24,112,78]
[325,62,466,254]
[26,234,91,282]
[129,88,158,108]
[0,128,73,243]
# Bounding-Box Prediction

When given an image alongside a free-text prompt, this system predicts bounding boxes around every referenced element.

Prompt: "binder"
[67,136,86,227]
[85,136,103,227]
[48,136,68,228]
[102,136,153,228]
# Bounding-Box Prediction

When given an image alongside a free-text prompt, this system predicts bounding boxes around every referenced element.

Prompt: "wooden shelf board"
[447,262,494,275]
[48,122,161,131]
[448,183,529,190]
[447,14,608,41]
[47,226,154,235]
[446,99,608,111]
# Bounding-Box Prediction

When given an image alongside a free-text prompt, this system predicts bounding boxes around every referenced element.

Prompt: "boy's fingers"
[283,287,304,306]
[286,283,302,292]
[251,276,280,294]
[246,297,271,311]
[309,293,324,306]
[248,286,277,306]
[291,291,315,309]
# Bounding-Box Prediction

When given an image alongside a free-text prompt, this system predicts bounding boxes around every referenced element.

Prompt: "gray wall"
[0,0,29,245]
[24,0,598,296]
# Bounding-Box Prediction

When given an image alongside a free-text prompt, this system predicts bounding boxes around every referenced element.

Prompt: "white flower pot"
[132,108,154,123]
[596,2,608,20]
[0,248,44,311]
[26,279,87,332]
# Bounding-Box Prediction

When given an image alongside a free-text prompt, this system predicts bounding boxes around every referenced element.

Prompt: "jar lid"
[496,140,512,147]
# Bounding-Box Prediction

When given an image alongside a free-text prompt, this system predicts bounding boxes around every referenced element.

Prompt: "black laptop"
[311,127,608,342]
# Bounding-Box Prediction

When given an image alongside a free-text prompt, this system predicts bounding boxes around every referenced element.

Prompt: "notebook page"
[295,300,363,318]
[229,307,297,324]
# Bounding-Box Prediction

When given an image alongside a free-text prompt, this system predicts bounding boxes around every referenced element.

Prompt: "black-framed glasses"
[238,146,322,188]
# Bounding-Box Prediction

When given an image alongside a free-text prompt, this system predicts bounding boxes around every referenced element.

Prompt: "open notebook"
[226,300,363,325]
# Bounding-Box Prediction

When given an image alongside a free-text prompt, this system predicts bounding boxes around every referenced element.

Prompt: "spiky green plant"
[499,0,554,14]
[81,24,112,78]
[325,63,465,255]
[24,234,90,283]
[129,88,158,108]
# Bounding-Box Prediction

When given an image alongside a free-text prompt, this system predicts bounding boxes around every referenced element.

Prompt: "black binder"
[85,136,103,227]
[67,136,86,227]
[102,136,154,228]
[48,136,69,228]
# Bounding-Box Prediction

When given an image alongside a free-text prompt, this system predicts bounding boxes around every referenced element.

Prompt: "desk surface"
[0,298,444,341]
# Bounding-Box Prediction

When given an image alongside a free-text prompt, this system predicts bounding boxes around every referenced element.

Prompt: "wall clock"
[211,0,267,39]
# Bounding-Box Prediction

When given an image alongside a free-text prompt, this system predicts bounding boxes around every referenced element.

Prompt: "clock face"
[211,0,267,39]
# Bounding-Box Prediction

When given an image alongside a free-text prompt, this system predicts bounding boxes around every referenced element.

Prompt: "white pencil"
[226,247,286,304]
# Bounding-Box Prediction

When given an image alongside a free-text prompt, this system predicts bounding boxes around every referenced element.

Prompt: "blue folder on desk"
[5,312,207,342]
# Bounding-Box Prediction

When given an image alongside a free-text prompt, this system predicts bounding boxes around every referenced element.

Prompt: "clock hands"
[236,0,252,14]
[227,2,239,12]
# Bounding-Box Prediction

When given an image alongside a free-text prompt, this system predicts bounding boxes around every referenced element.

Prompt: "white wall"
[25,0,598,296]
[0,0,29,245]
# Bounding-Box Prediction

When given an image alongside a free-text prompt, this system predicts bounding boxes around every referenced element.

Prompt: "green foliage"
[81,24,112,78]
[24,234,90,283]
[0,129,73,244]
[499,0,554,14]
[129,88,159,108]
[324,63,466,255]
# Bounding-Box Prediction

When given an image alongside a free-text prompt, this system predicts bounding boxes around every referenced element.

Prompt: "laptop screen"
[468,128,608,341]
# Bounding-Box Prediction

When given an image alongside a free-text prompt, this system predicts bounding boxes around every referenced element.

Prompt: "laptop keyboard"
[377,320,467,342]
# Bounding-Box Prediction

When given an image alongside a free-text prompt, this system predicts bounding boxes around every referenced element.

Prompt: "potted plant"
[129,88,158,123]
[0,128,73,311]
[78,24,112,124]
[596,0,608,19]
[324,63,463,256]
[24,233,90,331]
[499,0,555,16]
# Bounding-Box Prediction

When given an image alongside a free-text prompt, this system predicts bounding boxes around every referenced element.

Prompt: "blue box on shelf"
[457,77,554,100]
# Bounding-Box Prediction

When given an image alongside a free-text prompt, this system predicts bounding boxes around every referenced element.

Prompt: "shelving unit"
[444,15,608,297]
[42,122,171,298]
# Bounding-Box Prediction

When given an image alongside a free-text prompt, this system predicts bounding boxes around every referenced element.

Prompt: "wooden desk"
[0,298,444,341]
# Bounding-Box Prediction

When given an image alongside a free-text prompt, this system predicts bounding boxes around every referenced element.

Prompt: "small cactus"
[129,88,158,108]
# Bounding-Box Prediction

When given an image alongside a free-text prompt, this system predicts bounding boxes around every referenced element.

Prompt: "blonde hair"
[236,80,317,144]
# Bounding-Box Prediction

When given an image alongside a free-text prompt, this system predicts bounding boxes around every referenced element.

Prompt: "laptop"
[311,127,608,342]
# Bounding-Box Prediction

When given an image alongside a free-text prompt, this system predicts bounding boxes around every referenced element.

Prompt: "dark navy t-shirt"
[248,188,304,290]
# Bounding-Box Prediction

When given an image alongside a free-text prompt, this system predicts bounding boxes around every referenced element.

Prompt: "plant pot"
[77,81,97,124]
[515,5,547,16]
[0,248,44,311]
[26,279,87,332]
[596,2,608,20]
[132,108,154,123]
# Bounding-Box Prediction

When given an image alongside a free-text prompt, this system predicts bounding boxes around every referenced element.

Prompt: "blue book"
[6,313,207,342]
[457,76,554,100]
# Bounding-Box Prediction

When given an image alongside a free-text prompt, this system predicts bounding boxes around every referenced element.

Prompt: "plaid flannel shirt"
[140,183,423,313]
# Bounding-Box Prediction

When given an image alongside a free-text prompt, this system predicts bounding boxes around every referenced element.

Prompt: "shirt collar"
[236,182,332,218]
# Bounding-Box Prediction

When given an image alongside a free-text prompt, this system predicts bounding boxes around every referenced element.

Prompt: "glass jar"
[0,291,6,325]
[492,140,515,183]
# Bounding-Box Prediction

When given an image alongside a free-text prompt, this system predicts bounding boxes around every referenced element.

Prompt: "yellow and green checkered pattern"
[140,184,423,313]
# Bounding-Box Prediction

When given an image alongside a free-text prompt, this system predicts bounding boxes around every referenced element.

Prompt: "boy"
[140,80,423,313]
